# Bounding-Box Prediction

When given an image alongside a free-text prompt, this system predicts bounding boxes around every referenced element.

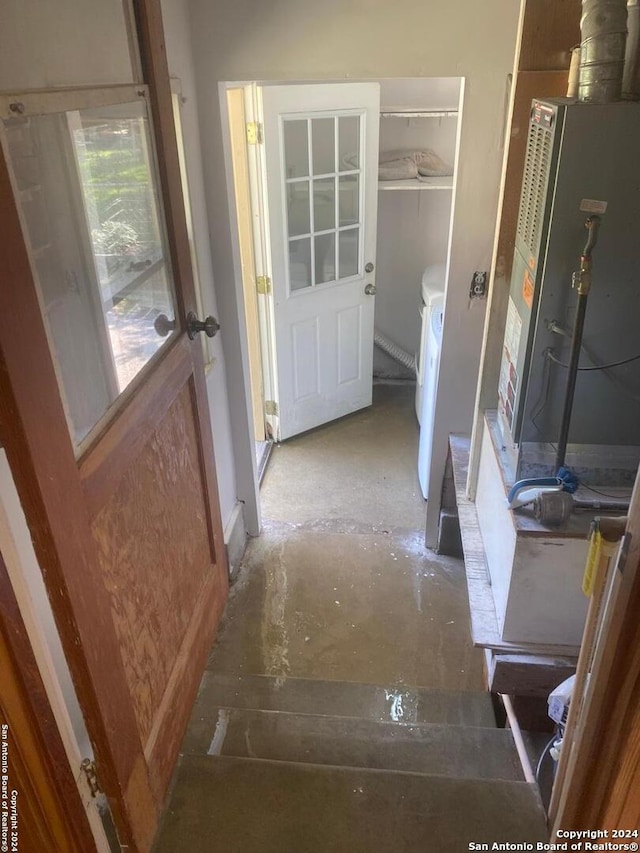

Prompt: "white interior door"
[260,83,380,440]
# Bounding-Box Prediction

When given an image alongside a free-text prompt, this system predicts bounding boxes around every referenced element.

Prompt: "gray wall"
[162,0,242,530]
[187,0,522,544]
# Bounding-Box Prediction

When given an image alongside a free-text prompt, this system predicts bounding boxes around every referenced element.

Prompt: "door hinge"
[265,400,279,416]
[80,758,103,798]
[246,121,263,145]
[256,275,271,295]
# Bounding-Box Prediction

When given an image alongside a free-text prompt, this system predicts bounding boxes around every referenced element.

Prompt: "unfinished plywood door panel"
[0,2,228,850]
[260,83,380,439]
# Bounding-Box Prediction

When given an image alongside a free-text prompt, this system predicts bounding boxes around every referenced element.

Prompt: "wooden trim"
[0,124,153,853]
[553,474,640,831]
[518,0,580,72]
[0,550,97,852]
[0,85,144,119]
[133,0,229,574]
[133,0,198,323]
[189,355,229,573]
[79,337,192,521]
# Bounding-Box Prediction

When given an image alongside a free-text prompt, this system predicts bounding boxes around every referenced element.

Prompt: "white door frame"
[244,83,281,439]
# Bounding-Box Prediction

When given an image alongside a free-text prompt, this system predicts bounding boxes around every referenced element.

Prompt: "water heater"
[498,98,640,478]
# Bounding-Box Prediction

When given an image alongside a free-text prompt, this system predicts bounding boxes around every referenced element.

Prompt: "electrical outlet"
[470,271,487,298]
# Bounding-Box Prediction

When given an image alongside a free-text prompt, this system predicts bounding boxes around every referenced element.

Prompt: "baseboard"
[223,502,247,582]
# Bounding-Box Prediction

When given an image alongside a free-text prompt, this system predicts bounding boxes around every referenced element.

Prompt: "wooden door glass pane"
[3,100,176,449]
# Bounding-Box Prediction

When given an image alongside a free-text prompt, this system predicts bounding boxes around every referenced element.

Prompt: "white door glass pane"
[313,178,335,232]
[339,228,359,279]
[287,181,311,237]
[3,99,177,449]
[312,118,335,175]
[289,238,312,291]
[283,119,309,179]
[315,233,336,284]
[339,116,360,170]
[339,175,360,226]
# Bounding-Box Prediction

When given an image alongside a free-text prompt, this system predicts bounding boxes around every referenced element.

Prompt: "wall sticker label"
[580,198,608,214]
[522,270,534,309]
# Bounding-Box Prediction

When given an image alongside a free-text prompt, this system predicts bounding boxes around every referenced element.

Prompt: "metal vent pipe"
[579,0,628,102]
[623,0,640,99]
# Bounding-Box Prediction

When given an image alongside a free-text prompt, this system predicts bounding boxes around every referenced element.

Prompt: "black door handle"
[187,312,220,340]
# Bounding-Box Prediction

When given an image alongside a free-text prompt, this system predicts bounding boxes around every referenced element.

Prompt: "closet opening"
[222,76,464,516]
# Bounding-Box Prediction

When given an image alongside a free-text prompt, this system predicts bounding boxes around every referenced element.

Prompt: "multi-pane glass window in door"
[283,114,362,293]
[3,98,176,449]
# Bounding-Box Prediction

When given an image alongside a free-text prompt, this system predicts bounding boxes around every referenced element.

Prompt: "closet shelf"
[378,176,454,191]
[380,109,458,119]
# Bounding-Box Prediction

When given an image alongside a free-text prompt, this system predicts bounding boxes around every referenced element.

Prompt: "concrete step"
[187,706,523,781]
[186,673,497,747]
[154,755,548,853]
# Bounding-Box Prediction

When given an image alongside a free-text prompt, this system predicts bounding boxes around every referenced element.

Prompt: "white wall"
[161,0,241,531]
[188,0,521,544]
[0,0,135,90]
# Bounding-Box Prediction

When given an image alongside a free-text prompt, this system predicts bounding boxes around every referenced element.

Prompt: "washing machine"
[416,264,445,499]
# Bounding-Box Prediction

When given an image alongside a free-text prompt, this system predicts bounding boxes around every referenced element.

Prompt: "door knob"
[364,283,376,296]
[154,313,176,337]
[365,262,374,273]
[187,312,221,340]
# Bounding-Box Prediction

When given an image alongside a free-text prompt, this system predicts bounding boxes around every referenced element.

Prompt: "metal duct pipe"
[623,0,640,98]
[579,0,628,102]
[374,330,416,374]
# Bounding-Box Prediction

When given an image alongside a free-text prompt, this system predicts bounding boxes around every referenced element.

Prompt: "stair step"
[154,755,548,853]
[185,706,523,780]
[186,673,497,747]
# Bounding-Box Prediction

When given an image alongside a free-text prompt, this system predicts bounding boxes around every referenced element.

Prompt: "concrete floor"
[152,385,547,851]
[209,383,484,690]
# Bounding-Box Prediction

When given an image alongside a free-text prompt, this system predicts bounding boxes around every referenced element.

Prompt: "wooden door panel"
[91,382,210,743]
[86,363,226,802]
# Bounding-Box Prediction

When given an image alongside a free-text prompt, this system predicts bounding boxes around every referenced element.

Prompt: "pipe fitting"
[579,0,628,103]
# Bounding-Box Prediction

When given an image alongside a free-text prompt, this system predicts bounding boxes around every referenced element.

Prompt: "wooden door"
[260,83,380,440]
[0,4,228,851]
